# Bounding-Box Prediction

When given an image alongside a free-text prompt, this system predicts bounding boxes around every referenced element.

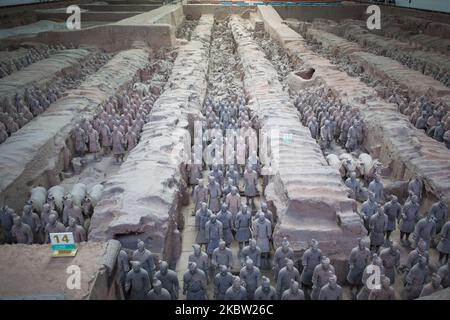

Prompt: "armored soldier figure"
[212,240,234,272]
[240,258,261,300]
[380,241,400,285]
[254,276,277,300]
[125,261,151,300]
[300,239,322,298]
[132,240,156,283]
[383,195,402,241]
[225,276,247,300]
[273,237,294,281]
[146,280,171,300]
[205,214,223,255]
[281,280,305,300]
[276,259,301,299]
[214,265,233,300]
[318,274,342,300]
[414,215,436,249]
[311,257,336,300]
[183,262,207,300]
[189,244,209,281]
[241,239,262,268]
[217,203,234,246]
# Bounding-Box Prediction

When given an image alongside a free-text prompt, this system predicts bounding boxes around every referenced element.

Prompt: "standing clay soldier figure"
[193,180,209,214]
[212,240,234,272]
[240,258,261,300]
[241,239,262,268]
[22,203,41,243]
[186,160,202,187]
[311,257,336,300]
[369,205,388,253]
[254,276,277,300]
[195,202,211,250]
[155,261,179,300]
[66,217,86,243]
[146,280,171,300]
[419,273,443,298]
[399,195,420,246]
[189,244,209,281]
[430,196,449,234]
[44,214,65,243]
[125,130,137,152]
[403,238,429,274]
[183,262,207,300]
[11,216,32,244]
[259,202,274,229]
[345,171,363,201]
[73,124,87,157]
[225,186,241,221]
[112,127,125,163]
[62,198,84,227]
[88,125,101,161]
[368,276,396,300]
[217,203,234,246]
[438,261,450,288]
[0,206,15,244]
[214,265,233,300]
[281,280,305,300]
[379,241,400,285]
[125,261,150,300]
[243,164,258,208]
[368,174,384,204]
[40,204,52,232]
[208,176,222,213]
[301,239,322,298]
[99,121,112,155]
[437,220,450,264]
[403,256,430,300]
[360,192,378,233]
[254,212,272,268]
[345,121,358,152]
[225,276,247,300]
[319,274,342,300]
[133,240,156,283]
[273,237,294,281]
[347,238,371,298]
[357,255,385,300]
[408,177,423,203]
[414,214,436,249]
[276,259,301,299]
[384,195,402,241]
[308,117,319,140]
[235,205,253,252]
[205,214,223,256]
[320,119,333,149]
[117,249,130,293]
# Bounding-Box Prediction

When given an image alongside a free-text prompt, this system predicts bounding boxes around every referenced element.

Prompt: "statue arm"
[125,273,131,292]
[26,227,33,244]
[173,275,179,299]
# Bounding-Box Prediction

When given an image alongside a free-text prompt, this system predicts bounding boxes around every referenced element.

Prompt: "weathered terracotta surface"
[88,15,214,262]
[257,6,450,211]
[0,48,150,211]
[0,48,96,102]
[298,24,450,106]
[230,15,365,276]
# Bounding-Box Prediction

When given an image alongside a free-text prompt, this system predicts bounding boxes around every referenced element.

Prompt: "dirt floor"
[0,241,106,299]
